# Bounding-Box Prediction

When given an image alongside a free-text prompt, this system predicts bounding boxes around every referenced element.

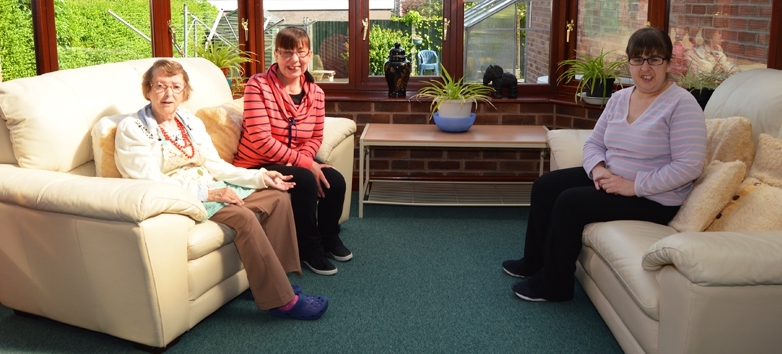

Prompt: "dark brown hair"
[275,27,311,51]
[141,59,192,101]
[626,27,673,60]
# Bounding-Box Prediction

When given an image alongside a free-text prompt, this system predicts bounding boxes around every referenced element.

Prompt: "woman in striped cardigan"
[234,27,351,276]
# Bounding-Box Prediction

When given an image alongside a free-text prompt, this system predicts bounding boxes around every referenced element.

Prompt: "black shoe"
[512,280,547,302]
[303,256,338,276]
[326,245,353,262]
[502,259,530,278]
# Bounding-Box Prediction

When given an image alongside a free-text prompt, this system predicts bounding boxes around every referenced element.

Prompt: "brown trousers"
[209,189,300,310]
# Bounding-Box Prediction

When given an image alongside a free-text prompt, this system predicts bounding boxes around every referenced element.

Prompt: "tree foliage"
[0,0,36,81]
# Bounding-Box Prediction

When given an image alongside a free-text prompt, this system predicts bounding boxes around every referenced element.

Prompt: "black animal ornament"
[482,65,518,99]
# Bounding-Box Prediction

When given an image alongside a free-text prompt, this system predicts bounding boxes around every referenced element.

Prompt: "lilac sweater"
[582,84,707,206]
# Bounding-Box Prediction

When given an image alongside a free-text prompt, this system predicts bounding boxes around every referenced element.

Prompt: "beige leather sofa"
[0,58,356,349]
[545,68,782,354]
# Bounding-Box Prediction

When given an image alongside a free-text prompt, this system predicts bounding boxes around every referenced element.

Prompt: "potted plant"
[557,49,627,106]
[674,61,736,110]
[413,65,495,132]
[195,42,255,95]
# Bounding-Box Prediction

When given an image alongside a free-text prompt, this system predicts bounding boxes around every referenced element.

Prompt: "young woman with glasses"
[233,27,352,276]
[502,27,708,302]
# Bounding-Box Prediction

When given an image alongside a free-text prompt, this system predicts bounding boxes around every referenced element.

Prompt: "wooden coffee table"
[358,123,549,217]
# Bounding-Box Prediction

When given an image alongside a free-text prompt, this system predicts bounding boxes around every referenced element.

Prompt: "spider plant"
[195,42,255,78]
[413,65,495,121]
[557,49,627,103]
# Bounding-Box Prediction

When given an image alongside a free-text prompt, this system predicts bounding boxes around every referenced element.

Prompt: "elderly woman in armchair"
[114,59,328,320]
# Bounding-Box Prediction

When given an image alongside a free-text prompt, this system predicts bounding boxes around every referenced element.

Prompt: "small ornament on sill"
[384,42,411,98]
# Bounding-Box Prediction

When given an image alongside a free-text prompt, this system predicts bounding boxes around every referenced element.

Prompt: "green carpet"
[0,193,621,353]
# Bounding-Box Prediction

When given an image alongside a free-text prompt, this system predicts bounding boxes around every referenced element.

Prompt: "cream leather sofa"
[545,68,782,354]
[0,58,356,349]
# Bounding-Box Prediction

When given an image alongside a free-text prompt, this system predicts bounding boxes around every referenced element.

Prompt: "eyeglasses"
[276,49,310,59]
[151,82,186,94]
[628,56,667,66]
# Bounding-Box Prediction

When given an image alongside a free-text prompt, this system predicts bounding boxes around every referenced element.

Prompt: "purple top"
[583,84,707,206]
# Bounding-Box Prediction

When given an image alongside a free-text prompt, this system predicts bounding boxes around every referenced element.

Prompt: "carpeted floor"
[0,193,622,353]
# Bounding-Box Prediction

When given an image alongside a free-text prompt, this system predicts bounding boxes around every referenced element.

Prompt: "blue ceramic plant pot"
[433,112,476,133]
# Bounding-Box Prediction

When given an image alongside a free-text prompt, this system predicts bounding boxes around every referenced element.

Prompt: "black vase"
[585,78,616,98]
[688,88,714,110]
[384,43,411,98]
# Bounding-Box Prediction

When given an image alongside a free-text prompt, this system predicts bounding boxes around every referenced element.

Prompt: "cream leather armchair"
[0,58,356,349]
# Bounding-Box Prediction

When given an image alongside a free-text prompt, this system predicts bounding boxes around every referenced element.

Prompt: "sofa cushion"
[704,116,754,168]
[582,220,678,320]
[317,117,357,163]
[707,134,782,232]
[91,114,126,178]
[546,129,592,170]
[748,133,782,184]
[668,160,746,232]
[194,98,245,164]
[188,220,236,260]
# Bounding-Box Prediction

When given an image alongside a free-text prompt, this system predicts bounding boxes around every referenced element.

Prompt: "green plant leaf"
[412,65,496,121]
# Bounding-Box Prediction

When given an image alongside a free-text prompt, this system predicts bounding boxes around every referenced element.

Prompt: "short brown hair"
[275,27,311,51]
[626,27,673,61]
[141,59,192,101]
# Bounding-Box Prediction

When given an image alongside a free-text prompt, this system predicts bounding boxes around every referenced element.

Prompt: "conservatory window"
[667,0,771,77]
[0,0,36,81]
[54,1,152,70]
[263,0,349,84]
[464,0,551,84]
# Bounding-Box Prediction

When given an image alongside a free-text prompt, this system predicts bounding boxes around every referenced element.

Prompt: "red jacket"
[233,64,325,169]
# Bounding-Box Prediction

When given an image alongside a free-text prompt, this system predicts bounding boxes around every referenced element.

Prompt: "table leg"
[359,142,366,218]
[539,148,546,176]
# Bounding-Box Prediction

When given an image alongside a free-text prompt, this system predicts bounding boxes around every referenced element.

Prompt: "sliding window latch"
[566,20,574,43]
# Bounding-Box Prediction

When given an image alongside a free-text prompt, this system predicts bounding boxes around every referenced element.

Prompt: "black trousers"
[258,164,347,261]
[521,167,680,301]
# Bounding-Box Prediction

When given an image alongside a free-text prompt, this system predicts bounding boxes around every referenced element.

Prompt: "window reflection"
[465,0,551,84]
[576,0,648,81]
[263,1,349,83]
[668,0,770,77]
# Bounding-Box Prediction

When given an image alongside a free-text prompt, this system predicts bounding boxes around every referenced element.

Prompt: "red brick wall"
[325,100,602,183]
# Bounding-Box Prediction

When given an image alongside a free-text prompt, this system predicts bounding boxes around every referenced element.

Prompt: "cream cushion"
[707,134,782,232]
[546,129,592,170]
[194,98,244,163]
[704,116,754,168]
[91,114,125,178]
[668,160,746,232]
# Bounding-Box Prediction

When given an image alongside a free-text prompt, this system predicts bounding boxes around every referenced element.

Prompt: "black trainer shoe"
[502,259,530,278]
[512,280,547,302]
[326,245,353,262]
[303,256,338,276]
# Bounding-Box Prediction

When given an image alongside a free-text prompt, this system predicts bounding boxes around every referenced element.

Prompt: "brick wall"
[325,99,602,184]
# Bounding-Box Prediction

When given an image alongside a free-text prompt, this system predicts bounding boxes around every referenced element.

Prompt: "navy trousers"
[521,167,680,301]
[259,164,346,261]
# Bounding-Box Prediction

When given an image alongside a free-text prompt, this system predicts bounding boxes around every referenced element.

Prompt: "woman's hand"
[309,162,332,198]
[592,163,636,196]
[596,175,636,196]
[591,163,613,190]
[263,170,295,191]
[207,187,245,205]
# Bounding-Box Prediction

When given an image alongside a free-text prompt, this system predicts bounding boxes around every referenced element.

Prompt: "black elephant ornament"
[482,65,518,99]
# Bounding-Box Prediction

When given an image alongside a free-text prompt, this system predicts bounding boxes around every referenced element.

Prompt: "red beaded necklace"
[159,118,195,159]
